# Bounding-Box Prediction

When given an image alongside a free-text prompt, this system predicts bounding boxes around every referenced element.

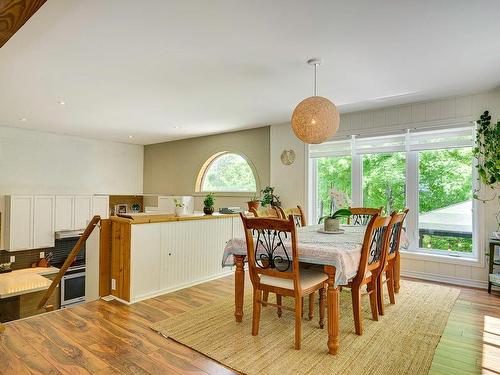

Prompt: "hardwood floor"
[0,276,498,374]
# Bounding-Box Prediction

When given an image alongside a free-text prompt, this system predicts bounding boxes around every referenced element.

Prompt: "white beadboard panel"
[470,265,488,281]
[232,216,245,239]
[423,261,440,275]
[438,262,456,277]
[454,264,472,280]
[440,98,456,119]
[411,103,426,122]
[425,101,442,121]
[361,111,373,130]
[386,108,399,126]
[455,96,473,117]
[350,112,362,130]
[373,110,386,128]
[398,105,412,124]
[130,217,235,302]
[131,223,162,299]
[401,270,487,289]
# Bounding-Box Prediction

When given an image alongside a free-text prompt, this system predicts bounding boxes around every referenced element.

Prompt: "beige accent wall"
[143,127,270,210]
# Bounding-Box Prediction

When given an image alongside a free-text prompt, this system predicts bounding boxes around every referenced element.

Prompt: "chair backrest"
[276,205,307,227]
[387,208,409,257]
[239,213,301,290]
[250,206,281,218]
[353,214,391,283]
[348,206,384,225]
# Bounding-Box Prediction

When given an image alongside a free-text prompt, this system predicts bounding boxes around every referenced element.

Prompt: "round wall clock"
[280,149,296,166]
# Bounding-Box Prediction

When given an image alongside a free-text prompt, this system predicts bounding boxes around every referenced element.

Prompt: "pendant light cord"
[313,63,318,96]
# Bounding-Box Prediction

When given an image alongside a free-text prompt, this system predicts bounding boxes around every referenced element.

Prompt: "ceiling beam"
[0,0,46,48]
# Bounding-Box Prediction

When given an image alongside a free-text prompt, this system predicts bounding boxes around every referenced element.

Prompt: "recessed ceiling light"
[57,100,66,105]
[20,117,27,122]
[173,126,179,129]
[128,135,133,139]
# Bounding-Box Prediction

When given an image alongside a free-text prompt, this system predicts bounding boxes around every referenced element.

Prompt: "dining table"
[221,223,407,355]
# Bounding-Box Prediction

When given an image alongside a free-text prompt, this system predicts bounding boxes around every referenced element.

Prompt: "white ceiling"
[1,0,500,145]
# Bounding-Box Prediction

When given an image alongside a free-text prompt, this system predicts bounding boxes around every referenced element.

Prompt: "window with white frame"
[197,152,258,193]
[308,127,477,258]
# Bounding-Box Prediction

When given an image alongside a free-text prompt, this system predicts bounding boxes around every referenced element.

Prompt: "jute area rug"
[151,280,459,375]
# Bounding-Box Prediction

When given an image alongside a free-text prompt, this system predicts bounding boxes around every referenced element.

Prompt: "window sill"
[400,249,484,268]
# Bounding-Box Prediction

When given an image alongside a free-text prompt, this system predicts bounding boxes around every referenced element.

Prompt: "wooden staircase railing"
[37,215,101,310]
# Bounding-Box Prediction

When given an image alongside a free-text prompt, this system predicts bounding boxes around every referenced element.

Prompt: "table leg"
[394,252,401,293]
[324,265,339,355]
[234,255,245,322]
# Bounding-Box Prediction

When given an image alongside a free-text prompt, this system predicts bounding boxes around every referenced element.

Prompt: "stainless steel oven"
[61,265,85,307]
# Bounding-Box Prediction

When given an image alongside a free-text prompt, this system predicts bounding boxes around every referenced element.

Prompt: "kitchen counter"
[0,267,59,299]
[115,212,240,224]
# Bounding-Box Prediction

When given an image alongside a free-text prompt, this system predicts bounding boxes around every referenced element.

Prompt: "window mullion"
[351,136,362,206]
[406,150,419,251]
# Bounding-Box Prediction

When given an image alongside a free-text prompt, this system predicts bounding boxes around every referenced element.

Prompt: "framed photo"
[114,204,128,215]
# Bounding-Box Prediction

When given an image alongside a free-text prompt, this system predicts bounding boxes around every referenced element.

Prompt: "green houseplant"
[318,188,352,232]
[260,186,281,207]
[173,198,184,217]
[247,194,260,211]
[203,193,215,215]
[473,110,500,234]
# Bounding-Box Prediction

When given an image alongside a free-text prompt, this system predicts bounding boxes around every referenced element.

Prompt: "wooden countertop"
[0,267,59,299]
[114,212,241,224]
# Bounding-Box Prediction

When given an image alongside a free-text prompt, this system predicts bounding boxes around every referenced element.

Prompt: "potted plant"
[203,193,215,215]
[473,110,500,237]
[319,188,352,232]
[260,186,281,207]
[247,195,260,211]
[173,199,184,217]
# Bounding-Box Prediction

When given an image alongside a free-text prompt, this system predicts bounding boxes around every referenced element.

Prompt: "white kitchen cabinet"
[33,195,55,248]
[92,195,109,219]
[74,195,92,230]
[55,196,74,231]
[5,196,33,251]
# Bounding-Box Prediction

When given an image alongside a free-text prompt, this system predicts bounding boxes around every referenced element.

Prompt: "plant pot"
[174,206,184,217]
[247,200,260,211]
[203,206,214,215]
[324,218,340,232]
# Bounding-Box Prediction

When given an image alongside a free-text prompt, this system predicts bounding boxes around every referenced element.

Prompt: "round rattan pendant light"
[291,58,339,144]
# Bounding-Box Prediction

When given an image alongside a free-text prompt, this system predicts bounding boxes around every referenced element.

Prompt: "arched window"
[197,152,258,192]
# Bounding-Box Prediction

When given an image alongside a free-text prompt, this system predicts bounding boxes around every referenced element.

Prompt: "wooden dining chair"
[250,206,281,218]
[348,206,384,225]
[239,213,327,350]
[344,213,391,335]
[277,205,307,227]
[377,208,409,315]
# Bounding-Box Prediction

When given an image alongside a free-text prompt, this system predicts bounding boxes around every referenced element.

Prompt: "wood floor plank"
[0,275,498,375]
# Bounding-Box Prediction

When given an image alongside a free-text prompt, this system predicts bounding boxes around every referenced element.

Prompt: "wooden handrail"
[38,215,101,310]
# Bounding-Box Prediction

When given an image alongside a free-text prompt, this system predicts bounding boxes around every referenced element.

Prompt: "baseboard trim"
[127,270,235,304]
[401,270,488,289]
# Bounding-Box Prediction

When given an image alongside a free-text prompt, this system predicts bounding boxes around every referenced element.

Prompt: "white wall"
[0,126,143,250]
[270,90,500,288]
[0,126,143,195]
[270,124,307,208]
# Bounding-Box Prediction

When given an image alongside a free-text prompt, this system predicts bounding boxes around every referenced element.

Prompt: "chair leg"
[262,291,269,306]
[308,292,315,321]
[294,296,302,350]
[301,297,304,318]
[368,281,379,322]
[319,287,326,329]
[377,274,385,316]
[387,268,396,304]
[351,287,363,335]
[252,289,262,336]
[276,294,283,318]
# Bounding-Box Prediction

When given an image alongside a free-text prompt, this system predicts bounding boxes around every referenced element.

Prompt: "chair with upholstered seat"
[344,213,391,335]
[250,206,281,218]
[239,213,327,350]
[276,205,307,227]
[377,208,409,315]
[348,206,383,225]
